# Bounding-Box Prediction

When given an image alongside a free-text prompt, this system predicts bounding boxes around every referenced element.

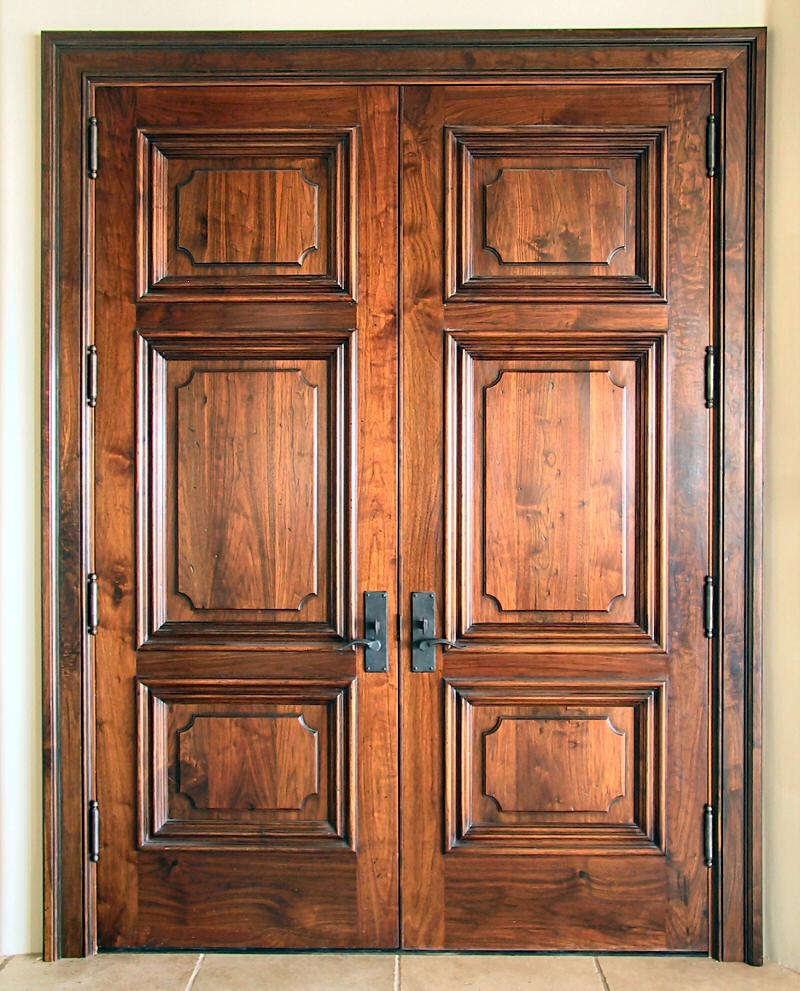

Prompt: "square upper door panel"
[137,129,356,300]
[445,126,666,302]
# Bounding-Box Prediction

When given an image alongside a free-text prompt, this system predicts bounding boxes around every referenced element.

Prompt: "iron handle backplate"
[337,591,389,672]
[411,592,465,672]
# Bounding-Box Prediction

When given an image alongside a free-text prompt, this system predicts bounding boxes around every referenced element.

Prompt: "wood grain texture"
[483,368,626,613]
[445,334,663,651]
[177,368,319,611]
[445,682,662,855]
[137,336,354,648]
[177,714,319,811]
[91,83,397,950]
[138,680,353,850]
[138,127,356,300]
[405,79,710,954]
[445,126,665,301]
[177,168,319,265]
[483,716,627,814]
[42,30,764,962]
[484,167,626,264]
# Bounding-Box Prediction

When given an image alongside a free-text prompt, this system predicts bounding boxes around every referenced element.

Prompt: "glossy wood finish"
[446,125,665,301]
[446,339,659,649]
[177,168,320,266]
[89,83,398,949]
[484,167,627,265]
[42,30,764,962]
[482,367,627,613]
[402,80,711,953]
[139,128,355,299]
[138,680,354,850]
[483,715,627,814]
[177,714,319,812]
[176,367,319,612]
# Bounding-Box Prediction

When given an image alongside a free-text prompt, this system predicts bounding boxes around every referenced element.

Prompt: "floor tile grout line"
[184,952,204,991]
[593,957,612,991]
[394,952,400,991]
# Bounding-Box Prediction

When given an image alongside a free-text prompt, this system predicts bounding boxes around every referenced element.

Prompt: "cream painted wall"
[1,0,796,969]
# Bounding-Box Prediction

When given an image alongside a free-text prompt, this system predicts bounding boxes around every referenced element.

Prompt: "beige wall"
[1,0,796,968]
[764,0,800,973]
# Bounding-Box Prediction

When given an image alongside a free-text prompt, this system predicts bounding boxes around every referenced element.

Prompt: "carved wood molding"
[41,28,764,962]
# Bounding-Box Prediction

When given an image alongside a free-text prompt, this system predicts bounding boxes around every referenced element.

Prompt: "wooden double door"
[93,78,712,951]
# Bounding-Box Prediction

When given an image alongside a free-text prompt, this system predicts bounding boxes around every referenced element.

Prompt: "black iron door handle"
[411,592,466,672]
[337,591,389,672]
[417,638,466,651]
[337,637,381,652]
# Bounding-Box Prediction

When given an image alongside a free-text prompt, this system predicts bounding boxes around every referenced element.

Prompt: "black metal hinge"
[87,573,99,635]
[88,800,100,863]
[704,803,715,868]
[88,116,99,179]
[706,114,717,178]
[87,345,98,407]
[705,346,716,408]
[703,576,716,639]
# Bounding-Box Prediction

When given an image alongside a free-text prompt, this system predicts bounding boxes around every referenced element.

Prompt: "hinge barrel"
[88,800,100,863]
[87,345,98,407]
[705,346,716,409]
[704,575,715,639]
[704,803,714,868]
[87,573,99,635]
[706,114,717,178]
[88,117,99,179]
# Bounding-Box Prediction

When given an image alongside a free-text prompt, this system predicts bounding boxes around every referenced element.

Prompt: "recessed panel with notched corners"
[138,679,356,851]
[444,332,666,652]
[136,332,356,648]
[444,681,665,855]
[445,127,666,302]
[137,129,356,300]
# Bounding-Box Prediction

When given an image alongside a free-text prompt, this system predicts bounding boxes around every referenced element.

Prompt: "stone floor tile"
[399,953,603,991]
[0,953,200,991]
[598,955,800,991]
[193,952,397,991]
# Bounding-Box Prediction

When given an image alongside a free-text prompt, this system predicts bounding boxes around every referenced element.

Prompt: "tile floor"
[1,952,799,990]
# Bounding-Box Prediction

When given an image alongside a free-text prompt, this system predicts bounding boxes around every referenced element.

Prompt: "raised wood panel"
[445,682,664,854]
[137,332,355,648]
[138,679,355,850]
[445,332,665,651]
[177,168,320,265]
[137,129,356,300]
[483,716,626,814]
[484,168,626,265]
[484,369,626,613]
[177,713,319,811]
[177,368,319,612]
[445,127,665,301]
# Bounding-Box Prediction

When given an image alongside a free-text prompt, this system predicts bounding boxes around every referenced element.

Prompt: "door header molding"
[41,27,765,962]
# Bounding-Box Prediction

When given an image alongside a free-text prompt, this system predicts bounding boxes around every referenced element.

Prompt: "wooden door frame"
[41,28,765,962]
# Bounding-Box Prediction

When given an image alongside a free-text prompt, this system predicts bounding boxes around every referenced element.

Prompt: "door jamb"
[41,28,765,962]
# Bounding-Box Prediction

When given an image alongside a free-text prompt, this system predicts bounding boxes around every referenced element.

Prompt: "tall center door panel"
[94,85,399,948]
[400,84,712,950]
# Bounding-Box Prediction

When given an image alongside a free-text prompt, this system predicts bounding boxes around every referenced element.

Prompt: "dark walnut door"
[93,77,714,953]
[400,84,712,950]
[93,84,399,948]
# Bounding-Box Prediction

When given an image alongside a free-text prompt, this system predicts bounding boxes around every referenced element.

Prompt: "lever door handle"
[411,592,466,672]
[338,591,389,672]
[337,637,381,652]
[417,638,466,651]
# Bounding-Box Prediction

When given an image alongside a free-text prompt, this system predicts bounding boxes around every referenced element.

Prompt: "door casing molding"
[41,28,765,962]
